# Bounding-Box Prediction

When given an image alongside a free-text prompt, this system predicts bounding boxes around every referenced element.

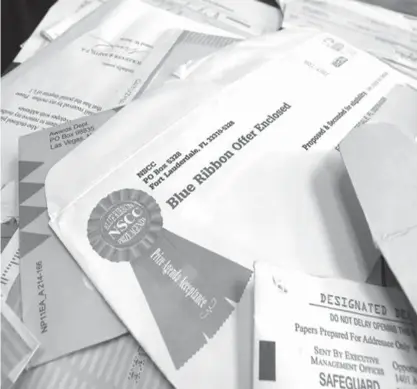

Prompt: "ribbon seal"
[87,189,163,263]
[88,188,252,369]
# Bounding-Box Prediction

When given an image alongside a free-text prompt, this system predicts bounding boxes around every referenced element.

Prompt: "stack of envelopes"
[1,0,416,388]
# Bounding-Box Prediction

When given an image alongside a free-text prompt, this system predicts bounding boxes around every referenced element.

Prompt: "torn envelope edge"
[340,83,417,313]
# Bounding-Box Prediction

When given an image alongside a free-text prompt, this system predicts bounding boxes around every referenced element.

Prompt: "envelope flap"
[341,122,417,237]
[340,99,417,312]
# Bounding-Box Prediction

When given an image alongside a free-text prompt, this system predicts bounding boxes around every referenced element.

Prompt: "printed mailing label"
[254,261,417,389]
[47,33,412,389]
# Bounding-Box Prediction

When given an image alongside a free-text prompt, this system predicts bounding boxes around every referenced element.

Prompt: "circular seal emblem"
[87,189,163,262]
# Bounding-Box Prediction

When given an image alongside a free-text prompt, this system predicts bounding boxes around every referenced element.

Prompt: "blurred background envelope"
[340,84,417,314]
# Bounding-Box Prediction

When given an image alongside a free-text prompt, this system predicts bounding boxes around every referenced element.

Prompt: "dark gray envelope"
[341,84,417,313]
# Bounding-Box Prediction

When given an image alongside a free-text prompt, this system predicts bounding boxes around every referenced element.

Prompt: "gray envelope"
[340,84,417,313]
[18,109,127,367]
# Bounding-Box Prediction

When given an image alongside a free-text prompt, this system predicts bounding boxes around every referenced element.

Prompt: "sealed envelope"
[253,261,417,388]
[45,32,412,389]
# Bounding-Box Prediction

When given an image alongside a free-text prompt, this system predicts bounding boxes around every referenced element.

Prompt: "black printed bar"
[259,340,276,382]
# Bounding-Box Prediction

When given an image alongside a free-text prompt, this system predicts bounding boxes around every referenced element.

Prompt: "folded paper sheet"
[253,261,417,388]
[45,32,414,389]
[340,84,417,316]
[18,109,127,367]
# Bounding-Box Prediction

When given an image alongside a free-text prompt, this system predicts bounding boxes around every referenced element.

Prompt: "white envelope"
[45,28,320,216]
[253,261,417,388]
[46,32,410,389]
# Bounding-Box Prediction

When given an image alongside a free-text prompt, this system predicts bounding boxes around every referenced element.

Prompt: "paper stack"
[1,0,416,388]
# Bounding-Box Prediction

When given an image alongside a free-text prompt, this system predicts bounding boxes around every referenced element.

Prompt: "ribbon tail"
[130,229,252,369]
